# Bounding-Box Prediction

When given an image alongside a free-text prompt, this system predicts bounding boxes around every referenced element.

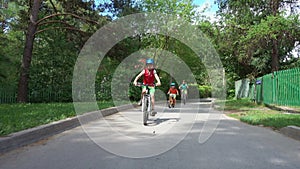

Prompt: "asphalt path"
[0,100,299,169]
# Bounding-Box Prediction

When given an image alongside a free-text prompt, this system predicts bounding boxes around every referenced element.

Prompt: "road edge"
[0,104,137,154]
[279,126,300,141]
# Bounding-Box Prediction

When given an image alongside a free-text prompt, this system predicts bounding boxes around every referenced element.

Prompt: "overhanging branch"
[34,26,90,35]
[37,13,99,25]
[38,20,73,27]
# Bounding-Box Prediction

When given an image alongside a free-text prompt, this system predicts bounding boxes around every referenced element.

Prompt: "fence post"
[276,71,279,105]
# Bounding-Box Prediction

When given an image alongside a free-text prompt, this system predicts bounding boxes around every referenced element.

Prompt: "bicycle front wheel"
[142,96,149,125]
[182,92,187,105]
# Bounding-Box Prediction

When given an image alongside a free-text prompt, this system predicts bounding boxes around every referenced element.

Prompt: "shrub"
[198,85,212,98]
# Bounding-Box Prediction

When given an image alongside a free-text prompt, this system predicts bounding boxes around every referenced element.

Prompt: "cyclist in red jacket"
[167,82,179,108]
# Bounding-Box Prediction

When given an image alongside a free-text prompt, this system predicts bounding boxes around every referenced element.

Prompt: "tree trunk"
[271,38,279,72]
[17,0,41,102]
[270,0,280,73]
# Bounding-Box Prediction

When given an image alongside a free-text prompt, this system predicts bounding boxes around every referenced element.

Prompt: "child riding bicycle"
[167,82,179,108]
[179,80,188,104]
[133,58,161,115]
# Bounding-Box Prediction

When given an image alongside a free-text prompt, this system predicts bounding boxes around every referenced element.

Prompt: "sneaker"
[151,111,157,116]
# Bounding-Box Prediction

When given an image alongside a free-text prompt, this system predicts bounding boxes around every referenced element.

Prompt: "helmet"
[170,82,176,86]
[146,58,154,64]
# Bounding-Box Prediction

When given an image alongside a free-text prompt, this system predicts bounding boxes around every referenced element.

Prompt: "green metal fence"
[235,79,255,100]
[261,73,274,105]
[238,67,300,106]
[255,77,263,103]
[275,68,300,106]
[0,87,17,103]
[0,87,71,103]
[0,87,112,103]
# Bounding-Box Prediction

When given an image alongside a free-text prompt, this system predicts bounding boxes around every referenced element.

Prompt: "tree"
[17,0,41,102]
[16,0,106,102]
[216,0,300,77]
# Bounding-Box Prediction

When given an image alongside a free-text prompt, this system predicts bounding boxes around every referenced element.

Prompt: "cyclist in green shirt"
[179,80,189,104]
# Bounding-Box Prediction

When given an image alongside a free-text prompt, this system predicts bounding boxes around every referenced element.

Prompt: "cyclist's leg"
[148,87,155,109]
[149,87,157,115]
[168,95,172,108]
[169,95,173,104]
[173,94,177,105]
[186,90,188,102]
[151,94,155,110]
[182,90,187,100]
[185,90,188,99]
[180,90,183,99]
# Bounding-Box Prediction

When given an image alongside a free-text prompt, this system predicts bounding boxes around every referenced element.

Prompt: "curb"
[0,104,137,154]
[265,104,300,114]
[280,126,300,141]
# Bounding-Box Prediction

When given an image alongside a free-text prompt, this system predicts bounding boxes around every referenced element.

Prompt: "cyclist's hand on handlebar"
[135,82,144,87]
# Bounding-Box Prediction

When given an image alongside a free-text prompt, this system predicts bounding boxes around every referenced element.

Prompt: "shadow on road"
[146,117,180,126]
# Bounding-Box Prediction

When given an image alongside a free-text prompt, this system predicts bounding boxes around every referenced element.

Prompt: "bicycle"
[168,94,177,108]
[136,82,154,125]
[181,90,187,105]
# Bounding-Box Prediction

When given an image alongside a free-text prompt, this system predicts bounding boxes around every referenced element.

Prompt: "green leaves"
[216,0,300,78]
[143,0,196,21]
[241,13,300,71]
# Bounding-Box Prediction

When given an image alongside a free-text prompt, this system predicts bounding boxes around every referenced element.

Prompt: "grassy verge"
[215,98,264,111]
[218,99,300,130]
[0,101,114,136]
[229,110,300,129]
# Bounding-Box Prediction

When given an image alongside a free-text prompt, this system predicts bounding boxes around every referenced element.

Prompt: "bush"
[227,89,235,99]
[198,85,212,98]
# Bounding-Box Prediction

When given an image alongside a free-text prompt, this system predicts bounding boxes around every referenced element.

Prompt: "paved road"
[0,101,299,169]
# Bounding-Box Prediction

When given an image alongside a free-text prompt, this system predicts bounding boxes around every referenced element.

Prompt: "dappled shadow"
[146,117,180,126]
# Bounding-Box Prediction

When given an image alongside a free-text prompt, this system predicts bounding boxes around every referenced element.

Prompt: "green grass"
[228,111,300,129]
[223,99,300,129]
[0,101,114,136]
[221,98,264,111]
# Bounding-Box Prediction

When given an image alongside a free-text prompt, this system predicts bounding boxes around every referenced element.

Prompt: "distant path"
[0,100,299,169]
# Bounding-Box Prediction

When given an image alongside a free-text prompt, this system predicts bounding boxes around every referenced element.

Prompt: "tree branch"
[38,20,73,27]
[49,0,58,13]
[37,13,99,25]
[34,26,90,35]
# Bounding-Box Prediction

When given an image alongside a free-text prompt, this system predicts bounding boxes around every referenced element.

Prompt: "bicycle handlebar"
[135,82,156,87]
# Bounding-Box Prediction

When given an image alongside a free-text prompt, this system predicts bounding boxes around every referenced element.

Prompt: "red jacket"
[143,69,155,86]
[168,88,178,94]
